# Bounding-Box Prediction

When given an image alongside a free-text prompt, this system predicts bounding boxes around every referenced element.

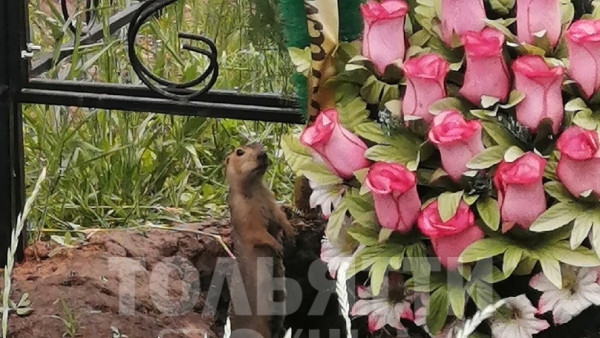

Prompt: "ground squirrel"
[225,143,295,338]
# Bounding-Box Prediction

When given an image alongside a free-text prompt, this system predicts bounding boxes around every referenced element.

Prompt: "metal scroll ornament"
[127,0,219,101]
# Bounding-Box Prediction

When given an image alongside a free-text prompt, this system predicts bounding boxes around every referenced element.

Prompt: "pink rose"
[516,0,561,47]
[566,19,600,98]
[440,0,487,45]
[361,0,409,74]
[365,162,421,233]
[556,126,600,198]
[459,28,511,105]
[494,152,547,231]
[428,110,484,181]
[402,53,450,124]
[300,109,370,179]
[417,200,484,270]
[512,55,564,133]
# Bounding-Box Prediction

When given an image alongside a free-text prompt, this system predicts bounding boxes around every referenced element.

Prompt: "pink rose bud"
[300,109,370,179]
[365,162,421,233]
[512,55,564,133]
[417,200,484,270]
[494,152,547,231]
[360,0,409,75]
[516,0,561,47]
[402,53,450,124]
[556,126,600,198]
[440,0,487,45]
[566,19,600,98]
[428,110,484,181]
[459,28,511,105]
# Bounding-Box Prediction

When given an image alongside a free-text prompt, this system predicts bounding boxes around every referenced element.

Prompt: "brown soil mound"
[4,219,234,338]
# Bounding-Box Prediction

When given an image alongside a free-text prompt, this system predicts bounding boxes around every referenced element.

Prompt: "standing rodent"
[225,143,295,338]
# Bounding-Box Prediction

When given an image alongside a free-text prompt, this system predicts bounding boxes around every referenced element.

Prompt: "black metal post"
[0,0,28,266]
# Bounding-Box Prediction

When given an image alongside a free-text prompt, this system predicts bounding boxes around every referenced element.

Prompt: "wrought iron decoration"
[58,0,220,100]
[127,0,219,101]
[0,0,303,265]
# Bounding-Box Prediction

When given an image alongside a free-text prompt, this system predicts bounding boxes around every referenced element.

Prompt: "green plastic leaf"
[338,97,369,131]
[345,188,374,215]
[572,109,598,130]
[325,201,348,242]
[470,109,498,120]
[571,213,593,249]
[369,259,389,295]
[561,1,575,27]
[448,282,466,319]
[488,0,515,14]
[298,162,343,186]
[530,202,582,232]
[503,247,523,276]
[476,197,500,231]
[459,238,509,263]
[467,145,505,170]
[481,121,521,148]
[551,241,600,267]
[384,99,402,118]
[429,168,448,183]
[544,181,575,202]
[427,286,449,334]
[463,194,479,205]
[481,95,500,109]
[513,256,538,275]
[480,265,510,283]
[565,98,588,112]
[503,146,525,162]
[365,144,418,165]
[409,29,432,47]
[348,247,381,277]
[281,134,312,173]
[354,168,369,185]
[347,226,379,246]
[500,90,526,109]
[539,253,562,288]
[483,19,517,42]
[379,228,394,243]
[429,97,466,115]
[389,249,406,270]
[354,122,388,144]
[438,191,464,222]
[361,75,386,104]
[288,47,311,76]
[406,243,431,278]
[467,280,497,309]
[591,223,600,259]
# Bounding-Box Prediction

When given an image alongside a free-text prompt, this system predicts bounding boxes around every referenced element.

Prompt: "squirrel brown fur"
[225,143,295,338]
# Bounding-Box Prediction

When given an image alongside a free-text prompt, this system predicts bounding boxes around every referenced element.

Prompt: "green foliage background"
[24,0,299,238]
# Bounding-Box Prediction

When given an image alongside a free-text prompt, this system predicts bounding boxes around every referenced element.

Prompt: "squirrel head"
[225,142,269,187]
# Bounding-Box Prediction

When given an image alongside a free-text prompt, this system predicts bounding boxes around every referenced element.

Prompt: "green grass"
[23,0,301,237]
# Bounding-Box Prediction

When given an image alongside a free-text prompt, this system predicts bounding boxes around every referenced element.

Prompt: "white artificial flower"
[320,234,354,278]
[350,276,418,333]
[530,266,600,325]
[308,179,345,217]
[490,295,549,338]
[414,294,463,338]
[413,293,428,328]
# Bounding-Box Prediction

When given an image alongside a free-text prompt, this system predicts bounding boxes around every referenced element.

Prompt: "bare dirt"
[1,207,355,338]
[6,219,233,338]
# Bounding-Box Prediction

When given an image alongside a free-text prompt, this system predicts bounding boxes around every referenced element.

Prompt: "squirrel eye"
[236,149,245,156]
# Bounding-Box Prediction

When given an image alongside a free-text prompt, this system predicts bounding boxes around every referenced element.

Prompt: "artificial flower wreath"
[281,0,600,336]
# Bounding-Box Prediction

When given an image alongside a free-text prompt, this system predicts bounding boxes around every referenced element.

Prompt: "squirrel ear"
[224,156,230,166]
